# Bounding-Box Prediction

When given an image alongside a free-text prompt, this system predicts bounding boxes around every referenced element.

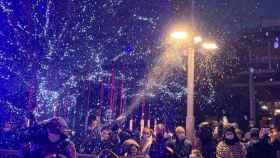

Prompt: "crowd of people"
[1,116,280,158]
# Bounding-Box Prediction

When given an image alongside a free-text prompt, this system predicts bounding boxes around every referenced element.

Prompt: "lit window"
[274,37,279,49]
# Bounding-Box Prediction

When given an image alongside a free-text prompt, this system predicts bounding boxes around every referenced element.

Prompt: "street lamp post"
[170,31,217,138]
[186,47,195,139]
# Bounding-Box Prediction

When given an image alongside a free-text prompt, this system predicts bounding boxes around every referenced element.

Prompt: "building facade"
[229,23,280,126]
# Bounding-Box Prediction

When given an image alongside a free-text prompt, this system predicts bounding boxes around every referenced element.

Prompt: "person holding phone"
[254,127,280,158]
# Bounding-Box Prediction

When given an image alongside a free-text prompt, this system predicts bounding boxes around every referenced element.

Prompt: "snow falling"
[0,0,273,130]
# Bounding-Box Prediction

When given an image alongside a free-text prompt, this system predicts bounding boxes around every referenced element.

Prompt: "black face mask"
[156,133,164,139]
[224,137,239,145]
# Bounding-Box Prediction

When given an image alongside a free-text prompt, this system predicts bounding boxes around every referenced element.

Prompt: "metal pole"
[268,41,272,70]
[249,67,256,126]
[186,47,195,138]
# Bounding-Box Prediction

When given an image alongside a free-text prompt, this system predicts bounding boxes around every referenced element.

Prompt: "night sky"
[195,0,280,37]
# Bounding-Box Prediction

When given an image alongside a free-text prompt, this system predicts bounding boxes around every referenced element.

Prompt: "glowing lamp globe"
[170,31,188,40]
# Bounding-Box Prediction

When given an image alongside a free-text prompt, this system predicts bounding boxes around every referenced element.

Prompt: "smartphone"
[262,128,270,135]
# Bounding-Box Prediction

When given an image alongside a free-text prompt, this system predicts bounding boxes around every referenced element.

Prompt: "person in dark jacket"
[196,122,216,158]
[84,116,101,154]
[19,117,76,158]
[170,126,192,158]
[110,125,122,155]
[149,124,174,158]
[254,127,280,158]
[246,128,263,158]
[100,127,114,151]
[0,121,19,149]
[269,127,280,157]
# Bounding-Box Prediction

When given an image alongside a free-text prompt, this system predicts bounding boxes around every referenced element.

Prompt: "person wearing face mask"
[216,124,246,158]
[170,126,192,158]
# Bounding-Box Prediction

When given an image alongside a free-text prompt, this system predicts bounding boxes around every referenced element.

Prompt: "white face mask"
[48,132,61,143]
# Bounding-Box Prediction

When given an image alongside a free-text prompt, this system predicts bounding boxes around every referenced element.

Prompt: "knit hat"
[223,124,235,134]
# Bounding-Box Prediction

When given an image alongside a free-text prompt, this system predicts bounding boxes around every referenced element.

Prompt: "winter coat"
[216,141,246,158]
[149,136,173,158]
[246,139,262,158]
[170,137,192,158]
[249,136,280,158]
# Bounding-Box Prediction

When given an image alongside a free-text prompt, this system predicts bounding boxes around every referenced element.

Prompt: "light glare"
[261,105,268,110]
[170,31,188,40]
[202,42,218,50]
[194,36,202,44]
[275,109,280,114]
